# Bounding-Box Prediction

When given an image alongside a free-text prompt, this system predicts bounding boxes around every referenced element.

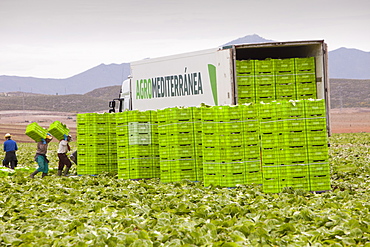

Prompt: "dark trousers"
[3,151,17,169]
[58,153,72,170]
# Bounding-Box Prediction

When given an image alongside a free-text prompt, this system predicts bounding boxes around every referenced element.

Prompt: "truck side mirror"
[108,101,116,113]
[109,101,116,108]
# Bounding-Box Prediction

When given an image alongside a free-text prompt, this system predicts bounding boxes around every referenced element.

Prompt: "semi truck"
[109,40,329,131]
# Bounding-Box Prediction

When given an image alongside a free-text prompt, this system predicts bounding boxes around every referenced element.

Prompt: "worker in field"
[57,134,73,176]
[3,133,18,169]
[30,133,53,178]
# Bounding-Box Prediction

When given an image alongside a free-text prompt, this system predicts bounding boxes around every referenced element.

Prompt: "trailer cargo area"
[231,41,328,105]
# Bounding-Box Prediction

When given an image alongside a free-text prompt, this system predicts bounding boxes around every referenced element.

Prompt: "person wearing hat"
[3,133,18,169]
[57,134,73,176]
[30,133,53,178]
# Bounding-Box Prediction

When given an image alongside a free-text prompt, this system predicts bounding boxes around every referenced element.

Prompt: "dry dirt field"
[0,108,369,143]
[0,110,77,143]
[329,108,370,134]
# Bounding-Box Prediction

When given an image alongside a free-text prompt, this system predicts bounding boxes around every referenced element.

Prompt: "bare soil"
[0,108,369,143]
[329,108,370,134]
[0,110,77,143]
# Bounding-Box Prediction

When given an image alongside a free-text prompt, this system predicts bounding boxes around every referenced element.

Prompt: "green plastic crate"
[260,133,280,148]
[296,73,316,83]
[203,173,220,187]
[306,133,328,146]
[255,59,274,74]
[255,75,275,85]
[260,121,279,134]
[241,103,258,119]
[281,176,310,191]
[282,119,306,132]
[237,76,255,86]
[167,107,193,121]
[307,145,329,163]
[274,58,295,73]
[296,93,316,100]
[280,131,307,147]
[308,162,330,176]
[25,122,48,142]
[127,110,151,122]
[280,164,309,178]
[295,57,315,72]
[305,99,326,117]
[171,169,197,182]
[202,148,221,161]
[263,178,281,193]
[219,173,245,187]
[305,117,326,131]
[246,171,262,184]
[245,160,261,172]
[262,165,280,179]
[310,174,331,191]
[236,60,255,74]
[48,121,70,141]
[258,102,278,120]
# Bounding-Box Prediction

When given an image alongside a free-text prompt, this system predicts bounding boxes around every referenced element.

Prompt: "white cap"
[4,133,11,138]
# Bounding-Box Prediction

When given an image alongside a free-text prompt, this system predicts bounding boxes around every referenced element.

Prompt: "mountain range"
[0,34,369,95]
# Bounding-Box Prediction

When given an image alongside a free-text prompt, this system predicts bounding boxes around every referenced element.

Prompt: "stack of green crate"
[305,99,330,191]
[295,57,316,99]
[48,121,70,141]
[274,58,296,101]
[192,107,204,180]
[219,105,246,187]
[116,111,130,179]
[241,103,262,185]
[236,57,317,104]
[258,99,330,193]
[150,110,160,178]
[159,107,198,182]
[278,100,310,191]
[77,113,110,175]
[108,114,117,172]
[126,110,158,180]
[255,59,275,103]
[157,108,171,182]
[202,105,246,187]
[76,113,90,174]
[25,122,48,142]
[75,99,330,192]
[201,106,220,186]
[91,113,110,175]
[236,60,256,104]
[259,101,281,193]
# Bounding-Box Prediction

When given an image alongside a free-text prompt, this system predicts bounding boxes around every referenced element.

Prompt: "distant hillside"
[0,85,121,113]
[84,85,121,101]
[329,48,370,79]
[329,78,370,108]
[0,63,130,95]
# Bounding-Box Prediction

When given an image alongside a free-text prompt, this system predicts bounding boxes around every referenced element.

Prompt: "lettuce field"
[1,132,370,246]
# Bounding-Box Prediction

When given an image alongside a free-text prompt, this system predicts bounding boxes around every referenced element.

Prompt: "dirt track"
[0,109,369,143]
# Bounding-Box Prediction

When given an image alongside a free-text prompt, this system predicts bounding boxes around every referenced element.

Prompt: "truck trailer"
[109,40,329,130]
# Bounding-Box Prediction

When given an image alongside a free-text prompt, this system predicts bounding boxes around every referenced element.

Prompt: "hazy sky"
[1,0,369,78]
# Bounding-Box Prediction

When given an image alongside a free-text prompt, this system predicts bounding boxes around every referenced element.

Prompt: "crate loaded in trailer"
[77,40,331,192]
